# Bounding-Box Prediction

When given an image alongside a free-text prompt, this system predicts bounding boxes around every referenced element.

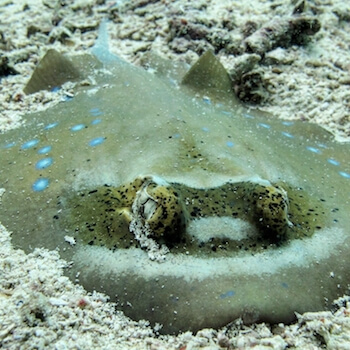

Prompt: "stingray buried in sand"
[0,23,349,334]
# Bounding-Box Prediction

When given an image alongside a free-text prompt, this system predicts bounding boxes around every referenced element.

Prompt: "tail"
[91,19,124,65]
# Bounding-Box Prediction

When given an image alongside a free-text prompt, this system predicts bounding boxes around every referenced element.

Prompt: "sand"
[0,0,350,348]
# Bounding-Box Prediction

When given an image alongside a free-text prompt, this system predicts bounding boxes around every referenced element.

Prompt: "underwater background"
[0,0,350,348]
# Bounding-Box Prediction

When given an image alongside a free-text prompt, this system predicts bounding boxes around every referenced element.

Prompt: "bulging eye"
[141,197,158,221]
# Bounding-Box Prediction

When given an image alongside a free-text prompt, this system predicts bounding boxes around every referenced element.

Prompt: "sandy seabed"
[1,0,350,349]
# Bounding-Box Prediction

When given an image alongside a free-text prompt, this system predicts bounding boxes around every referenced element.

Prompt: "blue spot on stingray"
[220,290,235,299]
[32,178,49,192]
[317,143,328,149]
[35,157,53,170]
[243,113,254,119]
[226,141,234,147]
[21,139,39,150]
[281,132,294,138]
[89,108,103,117]
[173,133,181,139]
[44,122,59,130]
[4,142,16,149]
[38,146,52,154]
[258,123,271,129]
[70,124,86,132]
[202,127,209,132]
[281,282,288,288]
[339,171,350,179]
[306,146,322,154]
[282,121,294,126]
[220,110,232,116]
[91,119,102,125]
[88,137,105,147]
[328,159,340,166]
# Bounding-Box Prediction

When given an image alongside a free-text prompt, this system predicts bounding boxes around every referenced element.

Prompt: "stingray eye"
[250,184,292,241]
[130,176,188,241]
[135,180,159,221]
[141,197,158,221]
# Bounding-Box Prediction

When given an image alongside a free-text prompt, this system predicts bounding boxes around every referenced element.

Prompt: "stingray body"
[0,29,350,333]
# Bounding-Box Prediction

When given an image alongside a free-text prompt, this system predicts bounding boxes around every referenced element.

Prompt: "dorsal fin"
[181,51,238,103]
[24,49,81,94]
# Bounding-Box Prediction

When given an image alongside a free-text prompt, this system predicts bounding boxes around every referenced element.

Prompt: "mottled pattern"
[67,177,323,255]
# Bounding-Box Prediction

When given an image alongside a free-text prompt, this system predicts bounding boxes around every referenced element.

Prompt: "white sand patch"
[73,225,345,283]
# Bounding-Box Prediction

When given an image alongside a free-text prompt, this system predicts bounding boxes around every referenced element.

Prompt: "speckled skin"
[98,176,295,244]
[65,175,324,257]
[93,175,295,244]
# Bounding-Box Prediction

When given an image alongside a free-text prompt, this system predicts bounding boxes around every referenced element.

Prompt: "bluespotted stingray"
[0,23,350,334]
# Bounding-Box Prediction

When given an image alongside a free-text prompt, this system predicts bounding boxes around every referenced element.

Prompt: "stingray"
[0,22,350,334]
